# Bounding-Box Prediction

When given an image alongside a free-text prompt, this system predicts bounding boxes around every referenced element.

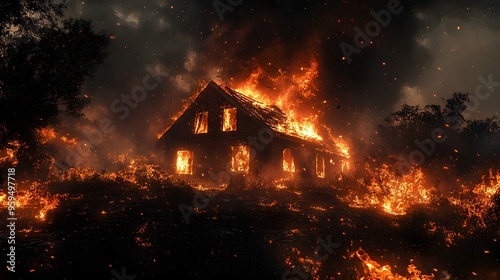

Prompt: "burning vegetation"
[1,60,499,279]
[354,249,435,280]
[343,164,436,216]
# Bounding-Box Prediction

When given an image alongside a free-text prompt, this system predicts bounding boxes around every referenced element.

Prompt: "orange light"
[194,111,209,134]
[342,164,435,215]
[231,145,250,173]
[282,148,295,173]
[231,58,324,142]
[355,248,435,279]
[37,127,57,144]
[316,155,325,178]
[176,150,194,175]
[222,107,237,132]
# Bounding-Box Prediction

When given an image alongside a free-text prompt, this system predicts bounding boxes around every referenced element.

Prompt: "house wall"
[158,82,349,181]
[269,139,346,181]
[158,85,273,177]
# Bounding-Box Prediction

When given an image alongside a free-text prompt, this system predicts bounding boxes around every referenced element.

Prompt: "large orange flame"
[230,59,324,142]
[343,164,436,215]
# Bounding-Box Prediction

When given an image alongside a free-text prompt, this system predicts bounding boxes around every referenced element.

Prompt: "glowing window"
[194,111,208,134]
[222,107,237,131]
[316,155,325,178]
[176,150,193,175]
[231,145,249,173]
[341,160,350,173]
[282,148,295,173]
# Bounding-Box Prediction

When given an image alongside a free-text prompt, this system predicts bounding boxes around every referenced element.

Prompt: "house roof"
[159,81,342,155]
[213,82,336,152]
[220,85,289,133]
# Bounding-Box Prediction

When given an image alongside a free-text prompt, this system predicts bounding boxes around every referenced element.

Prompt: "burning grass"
[1,161,499,278]
[449,169,500,230]
[341,164,437,216]
[354,248,435,280]
[353,248,434,280]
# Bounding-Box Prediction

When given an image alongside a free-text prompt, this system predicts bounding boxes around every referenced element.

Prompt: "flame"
[355,248,435,279]
[60,135,78,147]
[1,156,174,224]
[0,181,66,221]
[156,59,351,161]
[0,140,20,165]
[231,145,250,173]
[449,169,500,229]
[294,60,319,98]
[37,127,57,144]
[282,148,296,173]
[232,59,319,108]
[334,137,351,159]
[222,107,237,131]
[258,199,278,207]
[343,164,436,215]
[36,195,64,221]
[51,155,173,187]
[284,246,322,280]
[316,154,325,178]
[231,59,324,142]
[38,157,167,217]
[194,111,209,134]
[176,150,194,175]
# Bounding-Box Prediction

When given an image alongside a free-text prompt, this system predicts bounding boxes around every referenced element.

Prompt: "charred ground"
[1,171,499,279]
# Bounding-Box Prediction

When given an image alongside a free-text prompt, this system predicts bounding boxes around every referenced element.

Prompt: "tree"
[378,92,500,177]
[0,0,109,172]
[443,92,470,129]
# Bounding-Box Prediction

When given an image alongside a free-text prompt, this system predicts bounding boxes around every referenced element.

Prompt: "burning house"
[157,81,349,180]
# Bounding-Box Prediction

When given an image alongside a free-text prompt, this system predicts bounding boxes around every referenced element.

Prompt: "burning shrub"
[449,169,500,231]
[341,164,437,215]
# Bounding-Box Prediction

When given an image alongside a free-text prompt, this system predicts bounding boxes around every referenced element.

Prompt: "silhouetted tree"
[443,92,470,129]
[0,0,109,173]
[378,92,499,176]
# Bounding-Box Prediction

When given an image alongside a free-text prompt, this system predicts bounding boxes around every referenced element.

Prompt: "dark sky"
[57,0,500,168]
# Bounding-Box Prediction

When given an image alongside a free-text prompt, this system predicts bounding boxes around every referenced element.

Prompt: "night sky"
[57,0,500,168]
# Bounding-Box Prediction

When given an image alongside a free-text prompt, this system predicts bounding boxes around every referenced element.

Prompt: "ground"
[1,175,499,279]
